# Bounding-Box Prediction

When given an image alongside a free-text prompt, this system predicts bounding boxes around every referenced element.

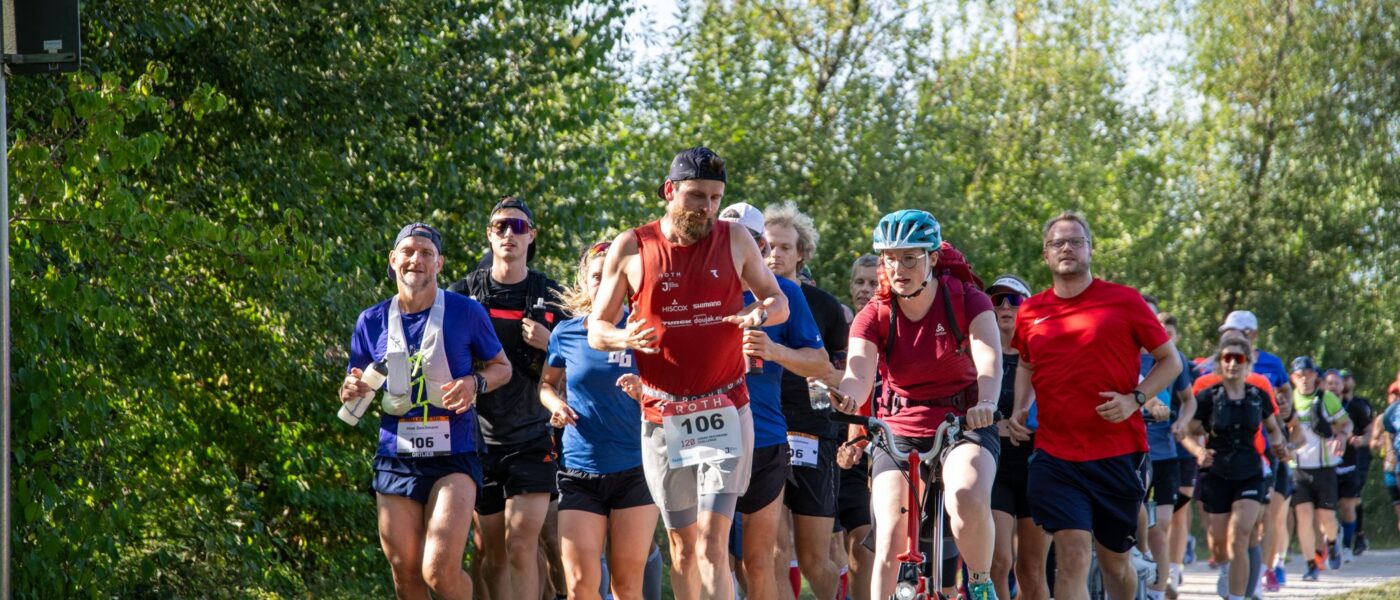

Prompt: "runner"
[1180,335,1288,600]
[717,203,827,600]
[587,147,789,600]
[538,240,659,600]
[986,274,1051,600]
[1210,310,1296,590]
[1286,356,1352,581]
[1008,211,1183,600]
[835,254,879,600]
[827,209,1003,600]
[1378,374,1400,536]
[1162,313,1202,598]
[764,201,848,600]
[448,198,569,600]
[341,223,512,600]
[1336,368,1374,561]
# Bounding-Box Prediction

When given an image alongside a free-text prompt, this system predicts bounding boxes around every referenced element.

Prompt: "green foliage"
[7,0,1400,595]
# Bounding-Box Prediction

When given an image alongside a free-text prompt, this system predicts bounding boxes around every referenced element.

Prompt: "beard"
[1049,256,1089,277]
[673,208,713,241]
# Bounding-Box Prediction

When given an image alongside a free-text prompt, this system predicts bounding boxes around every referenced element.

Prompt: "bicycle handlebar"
[828,409,1002,464]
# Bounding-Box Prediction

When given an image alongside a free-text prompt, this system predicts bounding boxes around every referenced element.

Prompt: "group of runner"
[337,146,1400,600]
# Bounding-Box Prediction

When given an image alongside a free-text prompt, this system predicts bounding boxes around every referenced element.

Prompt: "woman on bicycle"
[830,210,1003,600]
[540,241,660,600]
[1179,334,1288,600]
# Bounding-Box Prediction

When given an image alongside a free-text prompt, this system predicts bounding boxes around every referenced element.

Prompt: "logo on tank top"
[936,323,947,336]
[662,300,689,313]
[662,281,680,292]
[710,269,719,278]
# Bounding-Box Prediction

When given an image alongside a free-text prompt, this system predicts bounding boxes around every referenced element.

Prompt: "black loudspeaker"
[3,0,81,74]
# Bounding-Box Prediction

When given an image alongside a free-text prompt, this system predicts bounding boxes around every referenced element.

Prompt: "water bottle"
[339,360,388,425]
[808,380,832,411]
[745,326,764,375]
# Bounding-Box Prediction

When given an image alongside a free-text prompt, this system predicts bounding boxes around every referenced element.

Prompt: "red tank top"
[632,220,747,422]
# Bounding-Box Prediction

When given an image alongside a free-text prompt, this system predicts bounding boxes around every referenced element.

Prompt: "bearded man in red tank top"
[588,147,790,600]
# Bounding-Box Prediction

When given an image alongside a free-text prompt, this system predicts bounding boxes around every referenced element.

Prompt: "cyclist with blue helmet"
[828,209,1004,600]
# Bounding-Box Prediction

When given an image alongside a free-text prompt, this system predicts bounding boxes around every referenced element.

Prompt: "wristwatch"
[473,373,487,394]
[1132,390,1147,407]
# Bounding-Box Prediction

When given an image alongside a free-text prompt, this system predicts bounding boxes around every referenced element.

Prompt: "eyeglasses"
[991,292,1025,308]
[1044,237,1088,251]
[490,217,533,237]
[880,253,927,270]
[1220,352,1249,365]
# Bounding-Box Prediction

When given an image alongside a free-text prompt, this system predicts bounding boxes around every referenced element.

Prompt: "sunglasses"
[991,292,1025,308]
[1220,351,1249,365]
[490,217,533,236]
[585,241,612,259]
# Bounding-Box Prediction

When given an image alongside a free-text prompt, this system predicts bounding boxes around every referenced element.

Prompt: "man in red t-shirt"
[589,147,789,600]
[1008,211,1183,600]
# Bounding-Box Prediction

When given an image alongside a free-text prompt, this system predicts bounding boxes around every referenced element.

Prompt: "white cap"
[1218,310,1259,332]
[718,202,765,237]
[986,275,1031,297]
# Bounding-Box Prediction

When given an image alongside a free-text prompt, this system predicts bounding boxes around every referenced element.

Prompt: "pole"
[1,61,12,600]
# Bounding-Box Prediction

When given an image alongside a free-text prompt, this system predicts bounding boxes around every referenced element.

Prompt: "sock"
[790,560,801,599]
[643,546,663,600]
[1274,555,1285,569]
[1356,503,1366,534]
[837,569,848,600]
[1246,545,1262,597]
[970,571,990,584]
[1342,520,1357,549]
[1170,562,1182,582]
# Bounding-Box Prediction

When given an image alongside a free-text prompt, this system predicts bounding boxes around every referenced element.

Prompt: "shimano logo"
[692,300,722,309]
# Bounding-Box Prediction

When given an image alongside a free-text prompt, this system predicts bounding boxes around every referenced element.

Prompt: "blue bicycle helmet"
[872,209,942,251]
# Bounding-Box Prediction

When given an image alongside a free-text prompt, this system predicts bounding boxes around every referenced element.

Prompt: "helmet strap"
[896,267,933,299]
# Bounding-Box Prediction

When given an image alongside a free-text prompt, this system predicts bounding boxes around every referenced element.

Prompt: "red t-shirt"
[631,220,747,423]
[1011,279,1170,461]
[850,281,993,437]
[1192,373,1277,459]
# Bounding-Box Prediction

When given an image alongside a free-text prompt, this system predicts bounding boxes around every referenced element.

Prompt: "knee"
[991,544,1014,575]
[1055,545,1091,576]
[421,555,461,592]
[670,540,700,570]
[506,535,539,567]
[951,485,989,515]
[796,543,830,570]
[697,533,729,566]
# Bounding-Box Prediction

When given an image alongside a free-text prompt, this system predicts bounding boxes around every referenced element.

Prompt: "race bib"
[788,432,820,468]
[662,395,741,469]
[396,416,452,457]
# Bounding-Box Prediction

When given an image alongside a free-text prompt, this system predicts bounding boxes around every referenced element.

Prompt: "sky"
[619,0,1197,118]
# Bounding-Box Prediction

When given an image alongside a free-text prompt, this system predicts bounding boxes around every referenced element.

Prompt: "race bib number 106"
[662,395,741,469]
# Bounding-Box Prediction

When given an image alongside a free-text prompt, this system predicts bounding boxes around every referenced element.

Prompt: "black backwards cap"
[657,147,727,199]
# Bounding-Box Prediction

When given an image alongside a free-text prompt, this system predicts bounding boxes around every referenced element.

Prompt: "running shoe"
[1302,562,1320,582]
[1216,566,1229,598]
[1328,539,1342,570]
[968,580,998,600]
[1274,564,1287,586]
[1354,532,1368,556]
[1314,550,1328,571]
[1262,568,1280,593]
[1183,535,1196,565]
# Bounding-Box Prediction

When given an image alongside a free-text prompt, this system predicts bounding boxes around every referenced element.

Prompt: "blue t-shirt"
[744,277,825,449]
[1141,353,1190,460]
[546,315,642,474]
[1253,351,1289,391]
[1383,402,1400,467]
[349,291,502,457]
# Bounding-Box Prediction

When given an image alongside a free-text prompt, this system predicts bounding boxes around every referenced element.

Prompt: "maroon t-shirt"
[851,282,993,437]
[1011,279,1170,461]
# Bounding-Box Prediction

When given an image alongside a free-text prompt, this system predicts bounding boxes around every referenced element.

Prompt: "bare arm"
[1172,387,1196,440]
[837,337,879,413]
[1264,414,1289,460]
[587,231,656,353]
[728,222,789,327]
[964,311,1002,429]
[539,364,577,427]
[1007,359,1036,439]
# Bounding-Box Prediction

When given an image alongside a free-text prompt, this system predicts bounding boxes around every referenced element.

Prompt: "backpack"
[1308,390,1336,439]
[881,241,982,358]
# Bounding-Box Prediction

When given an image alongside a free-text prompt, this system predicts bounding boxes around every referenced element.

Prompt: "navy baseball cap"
[393,222,442,253]
[1290,356,1317,373]
[657,147,727,199]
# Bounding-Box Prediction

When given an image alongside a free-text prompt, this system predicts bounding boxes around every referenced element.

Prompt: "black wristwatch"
[473,373,487,395]
[1132,390,1147,407]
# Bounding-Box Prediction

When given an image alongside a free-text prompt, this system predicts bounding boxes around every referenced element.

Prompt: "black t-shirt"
[1342,395,1375,466]
[1193,383,1275,480]
[780,283,850,438]
[447,269,567,447]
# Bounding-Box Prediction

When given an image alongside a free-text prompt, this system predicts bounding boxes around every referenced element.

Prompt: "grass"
[1320,580,1400,599]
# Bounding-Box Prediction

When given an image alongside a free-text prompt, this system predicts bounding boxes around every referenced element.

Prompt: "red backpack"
[880,241,983,358]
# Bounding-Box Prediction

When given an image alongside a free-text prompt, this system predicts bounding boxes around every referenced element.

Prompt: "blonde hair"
[555,241,612,318]
[763,201,820,266]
